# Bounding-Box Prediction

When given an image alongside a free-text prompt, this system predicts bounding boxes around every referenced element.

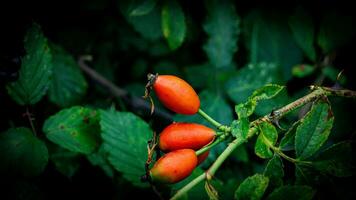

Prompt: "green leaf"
[232,144,249,163]
[264,155,284,188]
[235,100,257,118]
[249,84,285,101]
[226,63,284,104]
[317,11,354,53]
[119,1,162,41]
[0,127,48,177]
[313,141,355,177]
[295,102,334,160]
[48,44,88,107]
[292,64,315,78]
[322,66,347,85]
[203,0,240,68]
[243,10,303,80]
[288,8,316,61]
[50,146,80,178]
[184,63,214,89]
[43,106,101,154]
[279,121,299,151]
[6,23,52,105]
[266,185,315,200]
[100,110,152,187]
[231,118,249,141]
[255,122,278,159]
[161,0,186,50]
[129,0,157,16]
[254,89,291,117]
[87,145,115,178]
[234,174,269,200]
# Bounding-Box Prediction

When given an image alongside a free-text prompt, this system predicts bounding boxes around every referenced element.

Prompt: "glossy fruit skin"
[150,149,197,184]
[153,75,200,115]
[159,123,215,152]
[197,150,210,165]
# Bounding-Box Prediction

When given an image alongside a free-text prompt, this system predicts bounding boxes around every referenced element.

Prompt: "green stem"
[196,134,226,156]
[270,146,312,165]
[198,109,230,132]
[170,128,258,200]
[170,86,356,199]
[170,174,206,200]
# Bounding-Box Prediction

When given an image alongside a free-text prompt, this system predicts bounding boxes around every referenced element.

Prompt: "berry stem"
[198,109,230,132]
[195,134,227,156]
[171,86,356,200]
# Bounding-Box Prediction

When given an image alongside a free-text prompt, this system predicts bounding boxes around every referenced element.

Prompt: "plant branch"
[196,134,227,156]
[198,109,230,132]
[170,86,356,199]
[77,55,173,121]
[24,107,37,136]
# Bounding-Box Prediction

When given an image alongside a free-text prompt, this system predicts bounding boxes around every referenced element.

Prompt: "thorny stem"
[170,86,356,200]
[198,109,230,132]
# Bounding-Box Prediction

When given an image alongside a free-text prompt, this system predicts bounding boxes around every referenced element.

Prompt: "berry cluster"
[146,74,216,184]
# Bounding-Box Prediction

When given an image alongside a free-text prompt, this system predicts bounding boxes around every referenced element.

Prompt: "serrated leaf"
[254,89,291,117]
[317,11,354,53]
[292,64,315,78]
[249,84,285,101]
[266,185,315,200]
[234,174,269,200]
[244,10,303,80]
[48,44,87,107]
[226,63,284,104]
[313,141,355,177]
[255,122,278,159]
[231,118,249,141]
[295,102,334,160]
[279,121,299,151]
[264,155,284,188]
[129,0,157,16]
[100,110,152,187]
[162,0,186,50]
[87,145,115,178]
[43,106,100,154]
[50,146,80,178]
[235,100,256,118]
[288,8,316,61]
[0,127,48,177]
[203,0,240,68]
[6,23,52,105]
[119,1,162,41]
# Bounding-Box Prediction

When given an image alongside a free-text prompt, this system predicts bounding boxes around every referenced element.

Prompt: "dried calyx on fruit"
[144,73,200,115]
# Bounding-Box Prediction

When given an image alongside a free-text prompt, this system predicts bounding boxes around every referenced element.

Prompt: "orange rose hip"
[150,149,198,184]
[159,123,215,152]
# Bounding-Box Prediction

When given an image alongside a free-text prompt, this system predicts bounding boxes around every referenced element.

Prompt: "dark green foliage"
[1,1,355,199]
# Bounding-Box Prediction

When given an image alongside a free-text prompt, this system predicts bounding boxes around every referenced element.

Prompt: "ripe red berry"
[159,123,215,152]
[197,150,210,165]
[150,149,197,184]
[148,74,200,115]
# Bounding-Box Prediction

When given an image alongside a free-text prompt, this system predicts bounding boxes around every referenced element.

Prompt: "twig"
[170,86,356,200]
[77,55,173,121]
[24,107,37,136]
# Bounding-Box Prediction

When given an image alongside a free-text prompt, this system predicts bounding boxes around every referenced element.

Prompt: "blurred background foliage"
[1,0,355,199]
